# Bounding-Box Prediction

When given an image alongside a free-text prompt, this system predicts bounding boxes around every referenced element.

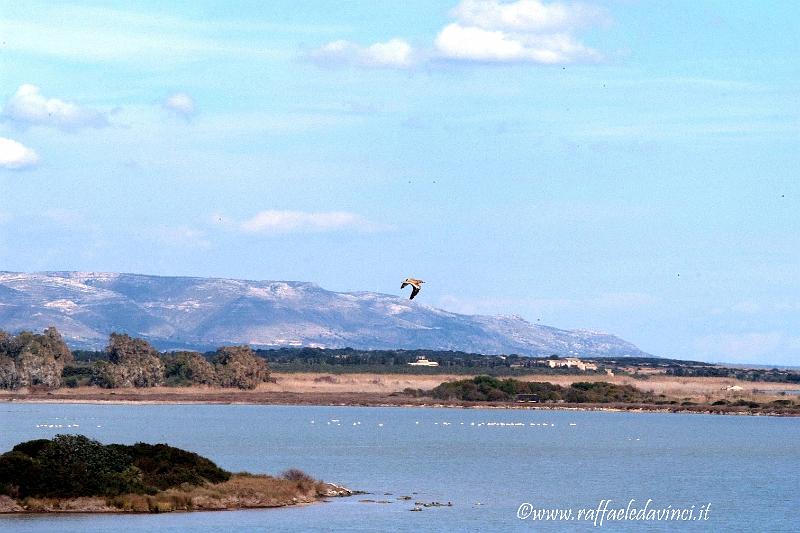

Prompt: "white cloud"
[451,0,608,32]
[163,92,196,118]
[435,22,599,63]
[310,1,607,69]
[2,84,109,130]
[435,0,605,64]
[0,137,39,170]
[240,210,374,234]
[310,38,414,68]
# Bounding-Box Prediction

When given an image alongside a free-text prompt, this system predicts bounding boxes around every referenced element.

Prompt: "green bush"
[0,435,230,499]
[429,376,657,403]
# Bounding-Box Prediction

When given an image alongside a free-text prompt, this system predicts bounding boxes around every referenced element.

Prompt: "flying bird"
[401,277,424,300]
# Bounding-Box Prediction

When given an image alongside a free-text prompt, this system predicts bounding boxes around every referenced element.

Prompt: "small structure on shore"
[546,357,597,371]
[408,356,439,367]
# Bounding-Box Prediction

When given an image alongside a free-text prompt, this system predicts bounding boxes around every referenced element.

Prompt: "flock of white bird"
[309,418,578,428]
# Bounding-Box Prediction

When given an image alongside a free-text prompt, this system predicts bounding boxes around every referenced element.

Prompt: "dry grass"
[267,372,799,403]
[1,371,796,409]
[3,473,345,514]
[262,373,453,394]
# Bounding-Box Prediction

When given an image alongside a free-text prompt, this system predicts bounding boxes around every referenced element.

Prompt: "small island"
[0,435,353,513]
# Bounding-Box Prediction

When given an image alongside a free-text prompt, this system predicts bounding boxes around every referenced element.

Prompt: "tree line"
[1,329,270,391]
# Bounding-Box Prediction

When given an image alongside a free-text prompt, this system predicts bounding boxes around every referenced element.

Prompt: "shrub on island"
[0,434,230,499]
[429,376,660,404]
[0,435,351,513]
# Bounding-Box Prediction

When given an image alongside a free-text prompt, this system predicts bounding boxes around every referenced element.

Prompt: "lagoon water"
[0,404,797,532]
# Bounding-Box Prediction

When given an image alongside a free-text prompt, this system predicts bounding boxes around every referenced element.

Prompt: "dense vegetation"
[666,365,800,383]
[426,376,663,404]
[93,333,166,388]
[254,350,797,384]
[69,342,800,383]
[0,328,72,389]
[0,329,271,390]
[2,328,799,391]
[0,435,230,499]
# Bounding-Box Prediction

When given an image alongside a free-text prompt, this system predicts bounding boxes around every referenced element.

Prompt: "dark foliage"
[66,342,800,383]
[162,351,217,386]
[0,327,73,390]
[565,381,652,403]
[0,435,230,499]
[666,366,800,383]
[109,443,230,491]
[212,346,270,389]
[429,376,660,404]
[91,334,165,388]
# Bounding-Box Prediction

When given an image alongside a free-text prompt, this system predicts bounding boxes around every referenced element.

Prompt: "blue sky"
[1,1,798,365]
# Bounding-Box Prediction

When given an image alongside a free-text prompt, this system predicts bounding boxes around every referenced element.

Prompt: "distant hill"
[0,271,650,357]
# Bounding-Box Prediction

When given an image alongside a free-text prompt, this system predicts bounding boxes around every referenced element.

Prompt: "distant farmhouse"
[546,357,598,372]
[408,356,439,367]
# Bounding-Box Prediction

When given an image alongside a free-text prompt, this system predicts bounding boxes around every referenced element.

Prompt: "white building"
[546,357,597,371]
[408,357,439,367]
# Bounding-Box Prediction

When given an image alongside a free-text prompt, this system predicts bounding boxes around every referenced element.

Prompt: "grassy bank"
[1,474,352,514]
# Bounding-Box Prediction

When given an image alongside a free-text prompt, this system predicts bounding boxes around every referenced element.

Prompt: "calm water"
[0,404,797,532]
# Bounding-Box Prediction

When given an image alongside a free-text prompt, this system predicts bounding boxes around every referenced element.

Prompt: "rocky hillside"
[0,272,650,357]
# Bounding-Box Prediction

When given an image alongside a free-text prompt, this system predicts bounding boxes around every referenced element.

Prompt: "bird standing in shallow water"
[401,278,424,300]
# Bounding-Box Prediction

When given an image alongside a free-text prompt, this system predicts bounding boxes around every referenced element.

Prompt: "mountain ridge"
[0,271,651,357]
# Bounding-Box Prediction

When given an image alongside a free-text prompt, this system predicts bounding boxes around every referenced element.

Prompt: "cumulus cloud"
[309,38,414,68]
[240,210,375,234]
[435,22,600,63]
[2,84,109,130]
[0,137,39,170]
[163,92,197,118]
[451,0,607,32]
[436,0,606,64]
[311,1,607,69]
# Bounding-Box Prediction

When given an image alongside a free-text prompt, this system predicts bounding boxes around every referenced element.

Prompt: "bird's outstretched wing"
[410,286,420,300]
[401,282,409,289]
